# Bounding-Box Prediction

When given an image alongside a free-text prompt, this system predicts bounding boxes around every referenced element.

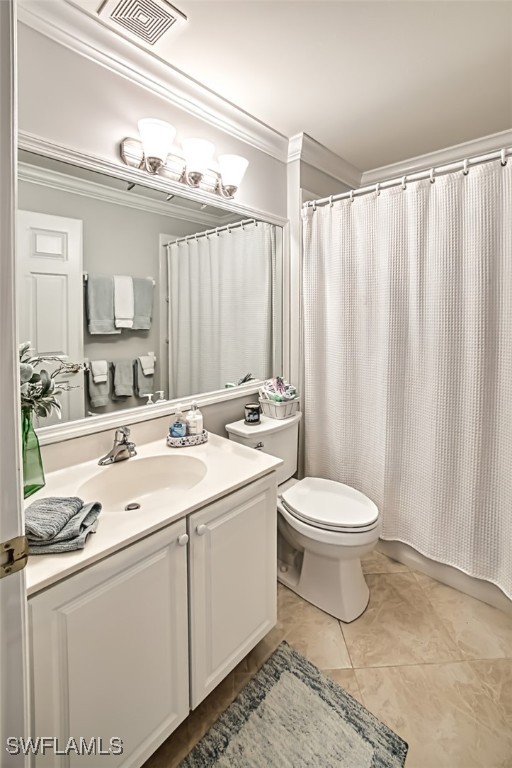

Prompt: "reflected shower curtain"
[168,222,275,398]
[303,161,512,597]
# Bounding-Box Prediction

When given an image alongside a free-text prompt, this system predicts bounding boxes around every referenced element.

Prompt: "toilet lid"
[281,477,379,531]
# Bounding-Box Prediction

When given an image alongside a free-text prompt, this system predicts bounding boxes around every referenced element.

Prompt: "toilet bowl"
[277,477,380,622]
[225,413,380,623]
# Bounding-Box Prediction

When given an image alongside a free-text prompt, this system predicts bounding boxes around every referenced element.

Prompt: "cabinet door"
[29,520,189,768]
[189,474,277,708]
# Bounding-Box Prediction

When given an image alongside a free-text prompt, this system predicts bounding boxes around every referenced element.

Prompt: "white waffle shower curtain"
[302,161,512,597]
[168,221,276,398]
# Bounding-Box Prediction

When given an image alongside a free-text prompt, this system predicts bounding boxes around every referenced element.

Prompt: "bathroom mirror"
[17,148,283,434]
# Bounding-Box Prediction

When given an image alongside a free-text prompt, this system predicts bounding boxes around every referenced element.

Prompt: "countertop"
[25,432,282,596]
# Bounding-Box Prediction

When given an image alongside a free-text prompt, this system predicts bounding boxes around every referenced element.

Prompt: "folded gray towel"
[132,277,154,330]
[87,276,121,335]
[27,502,102,544]
[25,496,84,541]
[88,367,110,408]
[113,359,134,397]
[135,358,154,397]
[28,507,101,555]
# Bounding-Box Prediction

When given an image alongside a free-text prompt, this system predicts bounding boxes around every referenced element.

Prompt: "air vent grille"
[100,0,187,46]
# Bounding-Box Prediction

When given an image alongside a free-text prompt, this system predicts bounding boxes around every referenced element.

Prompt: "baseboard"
[377,539,512,616]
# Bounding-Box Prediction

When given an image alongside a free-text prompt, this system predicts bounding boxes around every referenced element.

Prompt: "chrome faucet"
[98,426,137,466]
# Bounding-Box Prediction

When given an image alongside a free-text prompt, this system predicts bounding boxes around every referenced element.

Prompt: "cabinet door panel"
[189,475,277,708]
[29,521,189,768]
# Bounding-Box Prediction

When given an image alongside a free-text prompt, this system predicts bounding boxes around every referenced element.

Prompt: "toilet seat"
[280,477,379,533]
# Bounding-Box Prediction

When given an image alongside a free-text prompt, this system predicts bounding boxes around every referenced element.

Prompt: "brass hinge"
[0,535,28,579]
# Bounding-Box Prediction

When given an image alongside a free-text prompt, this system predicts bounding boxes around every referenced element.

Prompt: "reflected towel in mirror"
[86,276,121,335]
[90,360,108,383]
[135,356,154,397]
[113,358,134,398]
[88,366,109,407]
[114,275,134,329]
[133,277,154,330]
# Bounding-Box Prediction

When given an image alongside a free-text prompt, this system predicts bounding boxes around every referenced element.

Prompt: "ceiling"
[68,0,512,170]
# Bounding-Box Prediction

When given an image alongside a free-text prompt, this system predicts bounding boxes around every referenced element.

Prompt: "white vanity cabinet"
[28,519,190,768]
[28,471,277,767]
[189,475,277,707]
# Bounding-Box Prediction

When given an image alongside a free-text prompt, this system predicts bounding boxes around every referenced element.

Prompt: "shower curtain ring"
[430,168,436,184]
[463,158,469,176]
[501,148,508,167]
[329,196,333,207]
[312,201,317,211]
[349,190,354,203]
[401,176,407,190]
[376,183,381,196]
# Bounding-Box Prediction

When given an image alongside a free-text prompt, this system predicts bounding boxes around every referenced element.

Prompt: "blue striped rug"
[180,642,408,767]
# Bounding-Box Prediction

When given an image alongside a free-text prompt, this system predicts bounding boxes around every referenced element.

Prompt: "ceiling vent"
[97,0,187,46]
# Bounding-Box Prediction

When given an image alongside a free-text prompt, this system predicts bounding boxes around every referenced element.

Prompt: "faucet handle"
[116,425,130,440]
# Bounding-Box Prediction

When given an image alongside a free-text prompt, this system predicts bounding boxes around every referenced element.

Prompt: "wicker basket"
[259,398,300,420]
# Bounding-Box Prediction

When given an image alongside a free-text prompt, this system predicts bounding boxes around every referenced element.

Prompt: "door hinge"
[0,535,28,579]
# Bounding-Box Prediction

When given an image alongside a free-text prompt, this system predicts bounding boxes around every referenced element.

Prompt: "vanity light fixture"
[120,119,249,198]
[182,138,215,187]
[217,154,250,198]
[137,118,177,174]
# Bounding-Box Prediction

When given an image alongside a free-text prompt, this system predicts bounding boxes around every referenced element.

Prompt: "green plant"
[19,342,84,419]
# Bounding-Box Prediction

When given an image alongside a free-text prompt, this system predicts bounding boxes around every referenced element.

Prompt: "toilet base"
[277,551,370,623]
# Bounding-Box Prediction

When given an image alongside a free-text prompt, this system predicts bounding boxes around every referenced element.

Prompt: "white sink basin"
[77,455,207,512]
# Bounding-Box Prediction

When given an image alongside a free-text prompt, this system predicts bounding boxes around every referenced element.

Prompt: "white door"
[0,2,30,766]
[189,475,277,708]
[17,210,85,425]
[29,520,189,767]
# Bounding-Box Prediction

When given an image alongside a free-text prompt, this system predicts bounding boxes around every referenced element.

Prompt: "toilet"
[225,412,380,622]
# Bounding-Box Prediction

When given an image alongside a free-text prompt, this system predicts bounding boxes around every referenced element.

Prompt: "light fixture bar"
[119,121,249,199]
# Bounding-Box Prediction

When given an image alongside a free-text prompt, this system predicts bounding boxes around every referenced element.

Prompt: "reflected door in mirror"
[17,211,85,425]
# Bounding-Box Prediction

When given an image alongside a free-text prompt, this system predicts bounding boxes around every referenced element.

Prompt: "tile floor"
[143,552,512,768]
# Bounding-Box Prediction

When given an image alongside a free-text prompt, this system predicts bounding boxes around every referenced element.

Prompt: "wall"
[17,24,288,219]
[300,163,353,200]
[18,179,208,411]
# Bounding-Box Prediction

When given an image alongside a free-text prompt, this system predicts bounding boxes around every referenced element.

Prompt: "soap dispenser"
[186,401,203,435]
[170,403,187,438]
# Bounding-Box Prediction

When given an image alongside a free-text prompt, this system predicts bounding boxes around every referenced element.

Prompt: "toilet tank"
[225,412,302,485]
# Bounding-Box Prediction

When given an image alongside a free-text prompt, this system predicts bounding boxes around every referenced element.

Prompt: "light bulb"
[218,154,249,197]
[138,118,176,174]
[182,138,215,186]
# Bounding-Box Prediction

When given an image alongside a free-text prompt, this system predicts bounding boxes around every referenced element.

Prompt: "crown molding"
[361,129,512,185]
[18,161,236,226]
[19,131,288,228]
[17,0,289,163]
[288,133,362,190]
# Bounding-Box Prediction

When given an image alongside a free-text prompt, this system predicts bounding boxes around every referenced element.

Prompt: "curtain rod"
[303,146,511,209]
[165,218,259,248]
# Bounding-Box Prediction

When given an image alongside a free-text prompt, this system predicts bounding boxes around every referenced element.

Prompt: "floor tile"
[362,550,410,574]
[341,572,464,667]
[286,597,352,669]
[321,668,363,704]
[414,572,512,660]
[355,660,512,768]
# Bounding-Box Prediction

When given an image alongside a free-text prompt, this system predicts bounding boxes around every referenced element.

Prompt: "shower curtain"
[302,161,512,598]
[168,222,276,398]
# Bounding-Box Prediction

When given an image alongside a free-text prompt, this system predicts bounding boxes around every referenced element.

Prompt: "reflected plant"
[19,341,85,419]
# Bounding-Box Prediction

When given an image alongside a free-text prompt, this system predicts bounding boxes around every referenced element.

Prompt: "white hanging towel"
[90,360,108,383]
[113,275,134,328]
[138,354,155,376]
